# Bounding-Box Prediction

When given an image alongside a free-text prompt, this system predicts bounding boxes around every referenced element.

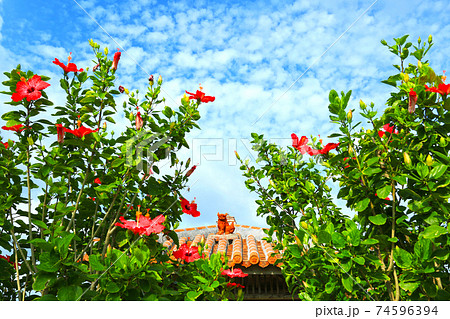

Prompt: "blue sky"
[0,0,449,229]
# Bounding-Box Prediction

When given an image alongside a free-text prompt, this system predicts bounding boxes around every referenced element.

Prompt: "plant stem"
[25,105,36,269]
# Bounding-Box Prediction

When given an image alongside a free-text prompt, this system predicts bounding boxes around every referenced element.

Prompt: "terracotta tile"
[185,227,196,231]
[250,226,261,230]
[196,226,206,230]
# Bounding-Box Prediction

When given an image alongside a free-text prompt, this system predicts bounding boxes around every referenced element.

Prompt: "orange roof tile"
[163,224,280,269]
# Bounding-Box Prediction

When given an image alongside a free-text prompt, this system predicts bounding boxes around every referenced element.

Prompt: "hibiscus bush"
[0,40,236,300]
[238,35,450,301]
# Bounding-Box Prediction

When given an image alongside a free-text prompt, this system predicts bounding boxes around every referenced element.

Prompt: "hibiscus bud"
[111,50,121,71]
[426,154,433,166]
[403,152,412,166]
[418,36,421,44]
[135,112,143,130]
[418,61,422,69]
[103,122,107,130]
[428,35,432,44]
[440,136,446,147]
[400,72,409,83]
[185,165,197,177]
[93,63,100,72]
[359,99,366,110]
[149,75,154,86]
[295,236,301,246]
[119,86,125,93]
[181,93,189,104]
[300,221,308,230]
[348,145,354,156]
[104,47,109,56]
[347,109,353,122]
[234,150,240,160]
[408,88,418,114]
[158,75,162,85]
[124,88,129,95]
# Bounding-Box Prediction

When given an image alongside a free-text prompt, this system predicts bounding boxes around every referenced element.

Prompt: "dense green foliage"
[239,35,450,301]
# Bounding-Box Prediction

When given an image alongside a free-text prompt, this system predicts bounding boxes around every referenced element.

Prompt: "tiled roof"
[161,225,281,268]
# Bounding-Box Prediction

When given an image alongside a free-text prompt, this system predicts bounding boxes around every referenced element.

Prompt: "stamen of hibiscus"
[442,70,447,83]
[77,115,81,128]
[20,76,26,83]
[68,52,72,63]
[199,83,203,91]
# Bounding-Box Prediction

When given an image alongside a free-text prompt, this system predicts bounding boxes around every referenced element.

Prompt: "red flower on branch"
[2,124,28,132]
[378,124,398,138]
[173,243,201,263]
[408,88,418,114]
[56,124,65,143]
[115,213,165,236]
[1,141,10,149]
[425,83,450,96]
[185,165,197,177]
[185,90,215,103]
[63,125,99,138]
[11,75,50,102]
[94,178,101,184]
[291,133,310,154]
[112,50,121,71]
[221,268,248,278]
[180,198,200,217]
[53,53,84,73]
[227,282,245,289]
[319,142,340,155]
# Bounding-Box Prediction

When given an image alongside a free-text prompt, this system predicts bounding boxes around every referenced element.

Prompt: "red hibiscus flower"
[173,243,201,263]
[115,214,165,236]
[53,53,84,73]
[408,88,418,114]
[291,133,310,155]
[425,83,450,96]
[319,142,340,155]
[185,165,197,177]
[1,141,9,149]
[221,268,248,278]
[94,178,101,184]
[112,50,121,71]
[11,75,50,102]
[180,198,200,217]
[135,111,143,130]
[56,124,65,143]
[185,90,215,103]
[63,125,99,138]
[378,124,398,138]
[2,124,28,132]
[227,282,245,289]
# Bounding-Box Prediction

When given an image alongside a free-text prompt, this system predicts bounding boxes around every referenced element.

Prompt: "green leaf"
[318,230,331,244]
[416,163,429,179]
[354,198,370,212]
[341,275,354,292]
[400,281,420,293]
[58,285,83,301]
[111,158,125,168]
[361,238,379,245]
[194,275,209,284]
[363,167,382,176]
[432,249,449,261]
[353,256,365,265]
[32,272,56,291]
[429,164,447,179]
[89,254,106,271]
[368,214,387,225]
[36,252,60,272]
[28,238,53,251]
[393,247,412,268]
[414,238,432,261]
[106,281,121,293]
[331,232,346,249]
[186,290,201,301]
[376,185,391,198]
[421,225,448,239]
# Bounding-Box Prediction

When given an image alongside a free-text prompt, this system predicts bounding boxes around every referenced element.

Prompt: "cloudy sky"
[0,0,449,229]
